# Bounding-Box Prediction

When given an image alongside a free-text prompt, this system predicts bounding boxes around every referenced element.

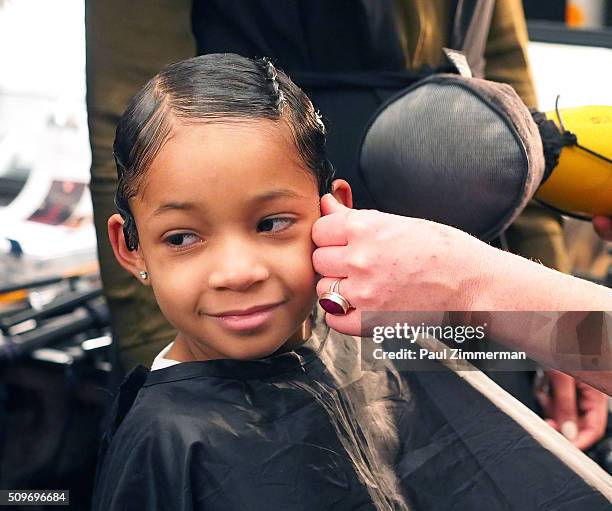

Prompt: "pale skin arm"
[467,252,612,395]
[593,216,612,241]
[312,194,612,395]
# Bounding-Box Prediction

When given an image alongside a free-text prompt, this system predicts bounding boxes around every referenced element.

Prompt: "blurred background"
[0,1,610,509]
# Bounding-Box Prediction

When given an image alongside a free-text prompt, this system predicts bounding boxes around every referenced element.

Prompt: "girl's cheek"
[295,241,319,285]
[152,258,204,294]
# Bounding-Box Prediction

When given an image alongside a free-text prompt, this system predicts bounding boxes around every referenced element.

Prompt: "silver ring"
[319,279,352,315]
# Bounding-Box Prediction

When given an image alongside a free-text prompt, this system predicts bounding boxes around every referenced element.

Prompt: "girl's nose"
[207,240,270,292]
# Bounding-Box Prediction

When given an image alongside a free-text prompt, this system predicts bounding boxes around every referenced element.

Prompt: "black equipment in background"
[0,277,116,511]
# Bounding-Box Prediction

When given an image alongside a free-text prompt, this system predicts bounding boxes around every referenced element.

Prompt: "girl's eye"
[257,217,294,233]
[164,233,200,248]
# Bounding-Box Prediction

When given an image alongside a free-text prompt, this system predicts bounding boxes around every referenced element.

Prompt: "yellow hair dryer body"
[535,106,612,217]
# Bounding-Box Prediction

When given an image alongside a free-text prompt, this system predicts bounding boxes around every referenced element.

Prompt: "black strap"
[450,0,496,78]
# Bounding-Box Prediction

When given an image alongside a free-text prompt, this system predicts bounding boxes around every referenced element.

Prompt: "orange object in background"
[0,289,27,303]
[566,3,585,27]
[566,0,606,28]
[536,106,612,218]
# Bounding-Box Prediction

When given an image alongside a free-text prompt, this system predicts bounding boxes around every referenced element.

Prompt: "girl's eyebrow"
[151,201,199,217]
[150,189,306,218]
[251,189,307,202]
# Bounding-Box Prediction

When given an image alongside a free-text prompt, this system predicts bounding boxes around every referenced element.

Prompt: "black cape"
[92,317,610,510]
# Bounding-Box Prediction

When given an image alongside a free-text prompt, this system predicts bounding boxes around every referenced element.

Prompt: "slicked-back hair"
[113,53,334,250]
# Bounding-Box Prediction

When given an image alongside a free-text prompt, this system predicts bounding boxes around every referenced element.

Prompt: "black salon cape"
[92,319,609,510]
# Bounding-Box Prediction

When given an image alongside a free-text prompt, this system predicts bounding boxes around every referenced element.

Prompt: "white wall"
[528,41,612,111]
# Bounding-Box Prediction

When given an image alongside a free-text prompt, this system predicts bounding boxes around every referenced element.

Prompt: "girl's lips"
[210,303,282,332]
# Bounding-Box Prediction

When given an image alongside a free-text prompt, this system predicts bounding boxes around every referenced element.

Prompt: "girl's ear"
[330,179,353,208]
[107,214,150,286]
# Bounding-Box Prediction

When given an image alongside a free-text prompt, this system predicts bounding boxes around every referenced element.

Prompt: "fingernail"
[560,421,578,441]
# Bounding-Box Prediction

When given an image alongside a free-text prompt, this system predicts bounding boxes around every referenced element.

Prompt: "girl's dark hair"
[113,53,334,250]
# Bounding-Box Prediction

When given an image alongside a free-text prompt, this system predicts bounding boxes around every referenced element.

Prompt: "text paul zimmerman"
[370,322,527,361]
[371,347,527,361]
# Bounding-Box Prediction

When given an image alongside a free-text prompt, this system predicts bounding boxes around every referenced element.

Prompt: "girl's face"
[121,120,328,360]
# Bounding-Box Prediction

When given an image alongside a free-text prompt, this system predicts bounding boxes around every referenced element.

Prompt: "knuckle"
[355,284,375,303]
[346,212,369,237]
[347,252,370,272]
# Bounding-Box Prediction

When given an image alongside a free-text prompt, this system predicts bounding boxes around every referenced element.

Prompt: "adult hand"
[311,194,496,335]
[311,195,612,395]
[537,370,608,451]
[592,216,612,241]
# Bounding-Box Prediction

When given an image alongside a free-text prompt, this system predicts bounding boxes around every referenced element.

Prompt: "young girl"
[92,54,609,511]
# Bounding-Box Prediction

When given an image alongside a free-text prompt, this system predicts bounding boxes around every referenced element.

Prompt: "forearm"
[470,248,612,394]
[472,247,612,311]
[312,200,612,391]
